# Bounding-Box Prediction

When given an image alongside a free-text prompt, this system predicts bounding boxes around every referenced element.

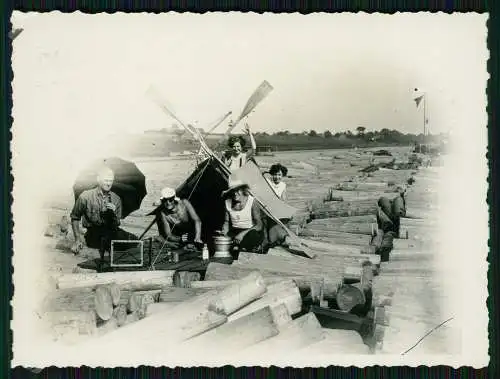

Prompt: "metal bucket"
[213,236,232,258]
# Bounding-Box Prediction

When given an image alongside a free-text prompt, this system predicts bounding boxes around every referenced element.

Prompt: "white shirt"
[225,196,254,229]
[225,153,247,172]
[266,178,287,199]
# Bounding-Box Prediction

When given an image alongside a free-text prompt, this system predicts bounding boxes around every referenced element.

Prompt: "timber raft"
[40,147,455,364]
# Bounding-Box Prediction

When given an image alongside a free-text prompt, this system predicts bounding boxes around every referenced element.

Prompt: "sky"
[11,12,487,135]
[10,11,488,185]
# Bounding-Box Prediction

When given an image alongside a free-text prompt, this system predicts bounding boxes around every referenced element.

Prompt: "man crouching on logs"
[70,166,137,255]
[219,177,265,257]
[154,187,203,248]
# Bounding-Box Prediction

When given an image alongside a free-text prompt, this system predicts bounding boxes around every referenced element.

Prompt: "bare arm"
[251,201,263,232]
[157,212,172,240]
[183,200,202,242]
[222,211,230,236]
[245,123,256,158]
[71,220,83,243]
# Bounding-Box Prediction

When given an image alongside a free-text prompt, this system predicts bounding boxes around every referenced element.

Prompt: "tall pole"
[423,93,427,137]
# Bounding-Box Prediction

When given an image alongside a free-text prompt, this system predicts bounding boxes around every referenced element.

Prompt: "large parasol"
[73,157,147,219]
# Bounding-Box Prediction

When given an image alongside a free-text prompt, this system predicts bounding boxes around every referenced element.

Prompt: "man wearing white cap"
[154,187,203,246]
[221,176,264,255]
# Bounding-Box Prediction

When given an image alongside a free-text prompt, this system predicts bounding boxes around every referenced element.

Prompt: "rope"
[149,158,210,270]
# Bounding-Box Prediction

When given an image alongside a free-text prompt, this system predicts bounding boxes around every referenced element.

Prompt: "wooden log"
[112,304,127,327]
[295,329,370,356]
[173,271,202,288]
[398,226,440,241]
[189,277,287,289]
[181,304,289,359]
[56,271,176,291]
[336,262,373,313]
[235,312,324,363]
[306,215,377,225]
[205,262,336,296]
[387,248,435,262]
[44,310,97,336]
[297,239,363,255]
[324,190,392,203]
[94,285,114,321]
[233,253,350,295]
[96,317,120,336]
[76,290,228,361]
[299,228,372,246]
[228,280,302,322]
[107,284,121,306]
[118,289,162,306]
[41,288,97,313]
[303,221,374,236]
[209,271,267,316]
[159,287,210,303]
[312,199,378,212]
[127,292,142,313]
[146,302,182,316]
[334,182,397,192]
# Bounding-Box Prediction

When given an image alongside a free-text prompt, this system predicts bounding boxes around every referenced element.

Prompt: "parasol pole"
[138,217,157,240]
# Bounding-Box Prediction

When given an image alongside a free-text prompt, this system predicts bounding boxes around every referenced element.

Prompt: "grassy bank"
[112,131,443,158]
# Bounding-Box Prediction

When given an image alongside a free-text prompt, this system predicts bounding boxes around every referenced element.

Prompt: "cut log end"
[94,286,114,321]
[335,284,366,312]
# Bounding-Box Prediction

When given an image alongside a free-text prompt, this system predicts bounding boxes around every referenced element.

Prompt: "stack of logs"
[65,271,371,365]
[42,270,176,341]
[45,149,442,357]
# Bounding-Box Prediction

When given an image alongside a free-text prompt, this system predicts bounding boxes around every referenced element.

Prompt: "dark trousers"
[229,228,265,254]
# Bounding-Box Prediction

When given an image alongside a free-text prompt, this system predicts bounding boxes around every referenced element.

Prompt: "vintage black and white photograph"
[10,11,489,368]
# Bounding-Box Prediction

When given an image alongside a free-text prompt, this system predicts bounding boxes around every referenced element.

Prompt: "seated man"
[70,166,137,255]
[221,178,264,255]
[154,187,203,247]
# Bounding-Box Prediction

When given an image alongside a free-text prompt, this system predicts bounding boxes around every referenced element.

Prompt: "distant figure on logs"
[265,163,288,200]
[220,177,264,256]
[222,123,257,172]
[154,187,203,247]
[377,186,407,235]
[70,166,137,255]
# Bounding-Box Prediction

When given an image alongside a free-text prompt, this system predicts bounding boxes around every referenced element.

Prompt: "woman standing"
[266,163,288,200]
[221,178,264,255]
[222,123,257,172]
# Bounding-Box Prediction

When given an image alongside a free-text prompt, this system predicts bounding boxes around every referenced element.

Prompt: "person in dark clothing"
[70,166,137,255]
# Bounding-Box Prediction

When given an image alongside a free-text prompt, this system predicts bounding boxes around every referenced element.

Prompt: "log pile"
[41,270,178,342]
[42,147,449,360]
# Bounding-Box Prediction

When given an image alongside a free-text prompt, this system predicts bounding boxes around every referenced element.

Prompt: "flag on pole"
[414,95,424,108]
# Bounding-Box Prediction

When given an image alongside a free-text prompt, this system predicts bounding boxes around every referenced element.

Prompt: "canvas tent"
[172,156,300,252]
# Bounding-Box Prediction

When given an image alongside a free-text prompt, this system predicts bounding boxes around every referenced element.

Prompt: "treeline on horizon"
[121,127,447,157]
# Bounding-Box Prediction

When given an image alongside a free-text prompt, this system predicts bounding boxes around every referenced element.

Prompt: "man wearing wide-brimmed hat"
[154,187,203,246]
[220,176,264,256]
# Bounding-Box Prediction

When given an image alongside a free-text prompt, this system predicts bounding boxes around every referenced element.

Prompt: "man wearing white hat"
[221,176,264,255]
[154,187,203,246]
